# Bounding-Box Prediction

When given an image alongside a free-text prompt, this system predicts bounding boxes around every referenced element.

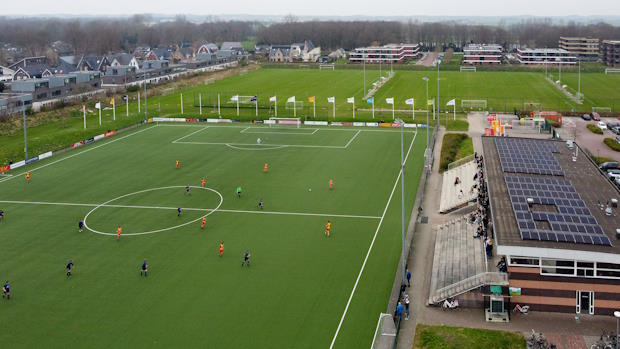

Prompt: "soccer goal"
[460,66,477,72]
[605,68,620,74]
[592,106,612,113]
[319,64,335,70]
[461,99,487,110]
[523,102,542,111]
[268,117,301,128]
[285,101,304,110]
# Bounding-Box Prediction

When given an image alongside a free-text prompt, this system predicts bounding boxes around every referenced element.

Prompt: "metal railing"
[447,154,475,171]
[430,272,508,304]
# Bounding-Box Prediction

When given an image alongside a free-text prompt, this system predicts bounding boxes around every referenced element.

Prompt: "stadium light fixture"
[422,77,430,151]
[615,311,620,349]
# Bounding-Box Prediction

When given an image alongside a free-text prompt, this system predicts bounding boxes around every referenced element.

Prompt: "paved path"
[395,115,617,349]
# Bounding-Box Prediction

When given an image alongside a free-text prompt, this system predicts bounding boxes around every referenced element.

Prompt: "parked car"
[606,122,619,129]
[616,135,620,144]
[611,126,620,135]
[609,172,620,181]
[600,162,620,171]
[591,112,601,121]
[597,121,607,130]
[607,169,620,177]
[582,113,591,120]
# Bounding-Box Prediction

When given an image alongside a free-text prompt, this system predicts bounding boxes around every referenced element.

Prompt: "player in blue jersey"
[0,209,4,222]
[140,259,148,277]
[66,259,74,277]
[2,280,9,299]
[185,184,191,196]
[241,250,251,267]
[177,207,182,217]
[258,198,263,210]
[78,220,84,232]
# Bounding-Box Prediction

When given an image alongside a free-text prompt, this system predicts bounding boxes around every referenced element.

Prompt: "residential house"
[76,55,110,73]
[254,44,270,55]
[133,46,151,59]
[463,44,503,65]
[0,93,32,116]
[559,37,599,61]
[328,48,346,62]
[269,45,292,63]
[11,70,101,102]
[9,56,53,80]
[221,42,247,59]
[0,65,15,82]
[517,48,577,65]
[173,46,195,62]
[151,48,174,62]
[290,40,319,62]
[197,43,218,55]
[109,53,140,69]
[103,65,138,85]
[600,40,620,67]
[349,43,420,63]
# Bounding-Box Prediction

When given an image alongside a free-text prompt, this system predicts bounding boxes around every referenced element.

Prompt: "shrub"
[592,156,614,165]
[126,85,139,92]
[604,138,620,152]
[439,133,473,172]
[587,124,603,134]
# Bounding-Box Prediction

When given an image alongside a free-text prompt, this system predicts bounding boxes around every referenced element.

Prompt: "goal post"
[523,102,542,112]
[267,117,301,128]
[319,64,335,70]
[605,68,620,74]
[592,106,612,113]
[461,99,487,111]
[460,66,476,72]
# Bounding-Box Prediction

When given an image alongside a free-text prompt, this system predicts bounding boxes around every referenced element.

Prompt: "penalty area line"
[329,127,418,349]
[0,200,380,220]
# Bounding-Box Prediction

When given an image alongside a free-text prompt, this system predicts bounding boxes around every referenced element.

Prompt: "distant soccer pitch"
[0,123,427,348]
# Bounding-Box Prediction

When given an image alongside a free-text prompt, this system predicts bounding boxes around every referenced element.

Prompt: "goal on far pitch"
[461,99,487,111]
[268,117,302,128]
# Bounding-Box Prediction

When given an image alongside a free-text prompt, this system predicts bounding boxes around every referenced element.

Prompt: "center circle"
[83,186,223,236]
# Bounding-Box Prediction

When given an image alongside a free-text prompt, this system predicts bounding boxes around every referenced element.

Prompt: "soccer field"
[0,123,427,348]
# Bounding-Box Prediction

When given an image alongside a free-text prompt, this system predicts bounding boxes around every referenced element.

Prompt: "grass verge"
[413,324,526,349]
[439,133,474,172]
[604,137,620,151]
[587,124,603,134]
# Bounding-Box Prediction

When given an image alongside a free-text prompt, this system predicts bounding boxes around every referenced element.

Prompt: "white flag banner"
[95,102,101,109]
[287,96,296,103]
[405,98,414,105]
[230,95,239,102]
[347,97,355,104]
[385,98,394,104]
[446,99,456,106]
[269,96,277,102]
[327,96,335,103]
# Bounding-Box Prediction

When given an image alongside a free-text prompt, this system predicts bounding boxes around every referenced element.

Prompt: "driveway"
[560,117,620,161]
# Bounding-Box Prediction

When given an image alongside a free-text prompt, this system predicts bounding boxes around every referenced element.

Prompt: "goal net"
[461,99,487,110]
[460,66,476,72]
[523,102,542,111]
[319,64,335,70]
[605,68,620,74]
[285,101,304,110]
[592,106,612,113]
[267,117,301,128]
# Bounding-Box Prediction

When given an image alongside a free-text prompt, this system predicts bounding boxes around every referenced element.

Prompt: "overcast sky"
[6,0,619,17]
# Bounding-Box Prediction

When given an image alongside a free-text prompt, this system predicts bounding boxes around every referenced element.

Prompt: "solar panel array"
[495,138,564,176]
[505,176,611,246]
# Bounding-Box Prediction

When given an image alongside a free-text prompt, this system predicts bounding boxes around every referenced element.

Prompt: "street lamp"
[614,310,620,349]
[422,77,430,151]
[395,118,406,290]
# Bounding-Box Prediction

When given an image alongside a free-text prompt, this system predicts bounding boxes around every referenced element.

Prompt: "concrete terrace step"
[439,161,479,213]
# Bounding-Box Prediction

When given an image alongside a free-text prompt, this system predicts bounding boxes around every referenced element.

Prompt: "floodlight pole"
[614,311,620,349]
[199,93,202,115]
[423,77,429,150]
[437,59,440,114]
[363,52,366,96]
[144,70,147,118]
[180,93,183,115]
[23,108,28,163]
[578,60,581,99]
[395,118,406,289]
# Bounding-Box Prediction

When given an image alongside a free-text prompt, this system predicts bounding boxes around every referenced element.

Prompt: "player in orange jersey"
[200,177,206,188]
[329,179,333,190]
[325,220,331,237]
[116,226,123,241]
[264,163,269,172]
[175,160,180,169]
[218,241,224,257]
[25,171,31,183]
[201,216,206,229]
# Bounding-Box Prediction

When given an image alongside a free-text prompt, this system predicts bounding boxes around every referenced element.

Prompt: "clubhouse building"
[600,40,620,67]
[558,37,599,61]
[348,43,420,63]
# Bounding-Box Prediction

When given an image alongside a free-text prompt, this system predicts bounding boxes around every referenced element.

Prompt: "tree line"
[0,15,619,60]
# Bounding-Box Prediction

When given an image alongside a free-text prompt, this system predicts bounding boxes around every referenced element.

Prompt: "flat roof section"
[482,136,620,255]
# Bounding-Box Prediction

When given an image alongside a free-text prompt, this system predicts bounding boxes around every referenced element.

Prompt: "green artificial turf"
[0,123,427,348]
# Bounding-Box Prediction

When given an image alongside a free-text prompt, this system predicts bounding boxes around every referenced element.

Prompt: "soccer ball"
[308,188,312,192]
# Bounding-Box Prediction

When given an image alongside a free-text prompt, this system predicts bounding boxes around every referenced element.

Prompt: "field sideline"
[0,122,428,348]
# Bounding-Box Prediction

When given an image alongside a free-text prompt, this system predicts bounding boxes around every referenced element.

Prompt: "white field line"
[175,141,347,149]
[171,126,210,143]
[226,144,288,151]
[241,127,319,135]
[0,200,380,220]
[344,130,361,148]
[0,174,12,177]
[329,127,418,349]
[156,123,418,133]
[0,125,157,185]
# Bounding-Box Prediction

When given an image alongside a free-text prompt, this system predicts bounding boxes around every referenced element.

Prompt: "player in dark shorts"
[140,259,148,277]
[78,220,84,232]
[177,207,182,217]
[258,198,263,210]
[2,280,9,299]
[185,185,191,196]
[0,209,4,222]
[241,250,251,267]
[66,259,74,277]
